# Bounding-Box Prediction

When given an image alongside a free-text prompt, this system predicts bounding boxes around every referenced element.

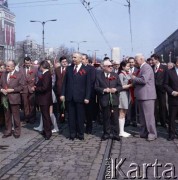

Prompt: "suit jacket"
[164,67,178,106]
[0,71,24,104]
[55,66,66,97]
[95,71,123,107]
[61,64,91,103]
[133,63,156,100]
[35,71,53,106]
[19,66,38,94]
[153,64,167,93]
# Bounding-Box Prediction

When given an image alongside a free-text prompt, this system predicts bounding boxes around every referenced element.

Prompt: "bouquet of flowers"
[1,95,8,110]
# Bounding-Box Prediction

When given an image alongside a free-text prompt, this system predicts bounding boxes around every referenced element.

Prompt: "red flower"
[79,69,86,75]
[157,68,164,72]
[10,75,17,79]
[28,70,33,75]
[38,75,43,80]
[107,76,116,81]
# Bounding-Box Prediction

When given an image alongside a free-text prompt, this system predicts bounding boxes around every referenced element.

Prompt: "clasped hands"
[103,88,117,93]
[1,88,14,95]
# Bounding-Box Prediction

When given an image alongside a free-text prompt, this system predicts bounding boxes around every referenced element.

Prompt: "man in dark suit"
[19,57,38,124]
[32,61,53,140]
[55,56,68,123]
[95,60,123,141]
[82,53,96,134]
[131,54,157,141]
[151,54,168,128]
[60,52,91,140]
[164,58,178,141]
[0,60,24,138]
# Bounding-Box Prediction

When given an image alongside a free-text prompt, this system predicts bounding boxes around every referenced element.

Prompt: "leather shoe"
[69,137,75,141]
[112,136,120,141]
[101,134,110,141]
[167,136,175,141]
[14,135,20,139]
[78,136,84,140]
[45,137,50,140]
[147,137,156,141]
[2,134,12,138]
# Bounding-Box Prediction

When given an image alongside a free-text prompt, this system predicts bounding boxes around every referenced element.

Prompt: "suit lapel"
[101,72,109,86]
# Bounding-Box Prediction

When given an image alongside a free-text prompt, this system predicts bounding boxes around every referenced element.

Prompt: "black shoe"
[69,137,75,141]
[78,137,84,140]
[85,129,92,134]
[101,134,110,141]
[2,134,12,138]
[132,122,137,127]
[112,136,120,141]
[45,137,50,140]
[167,136,175,141]
[14,135,20,139]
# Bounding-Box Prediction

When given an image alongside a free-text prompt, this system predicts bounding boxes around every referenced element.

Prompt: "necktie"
[155,66,158,73]
[62,67,65,74]
[73,65,78,74]
[7,72,11,83]
[26,68,30,75]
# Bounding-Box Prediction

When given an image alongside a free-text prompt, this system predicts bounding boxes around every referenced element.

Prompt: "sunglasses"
[104,65,113,68]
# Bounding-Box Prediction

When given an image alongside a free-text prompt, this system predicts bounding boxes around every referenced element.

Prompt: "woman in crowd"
[118,60,132,137]
[34,60,59,133]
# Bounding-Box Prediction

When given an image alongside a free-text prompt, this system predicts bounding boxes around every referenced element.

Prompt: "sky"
[7,0,178,60]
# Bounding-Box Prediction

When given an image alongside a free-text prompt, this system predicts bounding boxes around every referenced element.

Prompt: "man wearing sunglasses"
[95,60,123,141]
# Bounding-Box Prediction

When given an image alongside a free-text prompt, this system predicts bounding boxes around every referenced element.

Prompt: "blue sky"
[8,0,178,59]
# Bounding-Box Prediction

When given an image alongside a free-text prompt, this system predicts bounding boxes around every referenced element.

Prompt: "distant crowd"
[0,52,177,141]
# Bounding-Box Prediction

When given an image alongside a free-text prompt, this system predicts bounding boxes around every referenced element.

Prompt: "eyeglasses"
[104,65,113,68]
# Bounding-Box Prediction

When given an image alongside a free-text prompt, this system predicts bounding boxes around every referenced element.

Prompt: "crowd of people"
[0,52,178,141]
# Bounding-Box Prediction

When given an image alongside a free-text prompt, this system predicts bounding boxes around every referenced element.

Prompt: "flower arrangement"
[79,69,86,76]
[157,68,164,72]
[28,70,33,75]
[10,75,17,79]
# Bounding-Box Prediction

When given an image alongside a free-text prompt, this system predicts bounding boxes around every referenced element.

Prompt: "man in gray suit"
[131,54,157,141]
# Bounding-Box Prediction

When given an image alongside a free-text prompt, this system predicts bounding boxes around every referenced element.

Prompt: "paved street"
[0,119,178,180]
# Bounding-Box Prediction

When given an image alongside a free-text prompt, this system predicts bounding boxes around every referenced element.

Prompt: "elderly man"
[0,60,24,138]
[95,60,123,141]
[60,52,91,140]
[131,54,157,141]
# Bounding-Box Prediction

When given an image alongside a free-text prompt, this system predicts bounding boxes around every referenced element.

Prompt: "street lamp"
[30,19,57,60]
[87,50,99,63]
[70,41,87,52]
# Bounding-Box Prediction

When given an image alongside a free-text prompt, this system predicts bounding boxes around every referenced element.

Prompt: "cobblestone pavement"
[109,126,178,180]
[0,118,178,180]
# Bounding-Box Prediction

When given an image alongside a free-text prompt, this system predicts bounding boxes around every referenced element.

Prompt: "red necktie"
[73,66,78,74]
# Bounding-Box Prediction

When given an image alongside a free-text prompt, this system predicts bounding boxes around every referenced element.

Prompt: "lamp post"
[30,19,57,60]
[87,50,99,63]
[70,41,87,52]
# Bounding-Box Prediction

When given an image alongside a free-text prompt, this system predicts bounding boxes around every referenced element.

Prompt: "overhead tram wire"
[80,0,112,50]
[9,2,80,8]
[9,0,58,5]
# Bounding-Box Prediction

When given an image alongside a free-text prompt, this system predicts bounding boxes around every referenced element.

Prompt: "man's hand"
[31,86,36,92]
[60,96,65,101]
[6,89,14,93]
[84,99,89,104]
[110,88,117,93]
[172,91,178,96]
[1,89,7,95]
[103,88,110,93]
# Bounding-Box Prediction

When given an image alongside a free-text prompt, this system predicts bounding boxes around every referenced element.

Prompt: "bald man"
[0,60,24,138]
[131,54,157,141]
[95,60,123,141]
[60,52,91,140]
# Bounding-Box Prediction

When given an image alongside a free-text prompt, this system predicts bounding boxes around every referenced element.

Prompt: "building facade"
[155,29,178,63]
[0,0,15,61]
